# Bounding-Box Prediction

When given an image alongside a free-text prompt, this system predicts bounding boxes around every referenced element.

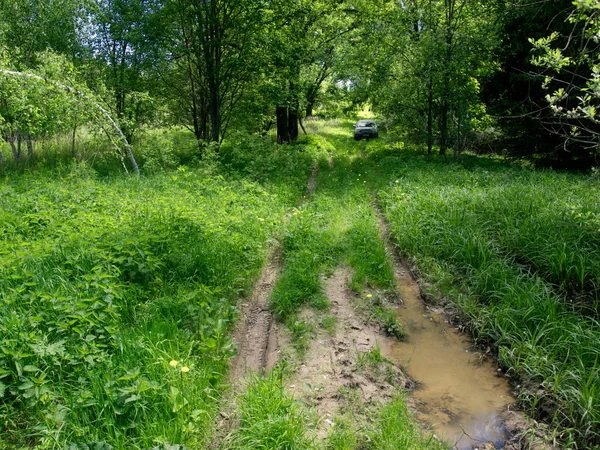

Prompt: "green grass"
[364,395,445,450]
[11,118,600,448]
[224,370,316,450]
[0,135,317,449]
[325,392,445,450]
[268,142,399,340]
[341,138,600,447]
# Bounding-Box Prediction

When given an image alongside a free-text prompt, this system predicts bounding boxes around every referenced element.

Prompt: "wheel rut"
[210,160,320,448]
[229,247,281,380]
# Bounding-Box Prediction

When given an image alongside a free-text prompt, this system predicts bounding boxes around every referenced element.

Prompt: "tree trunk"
[5,129,19,161]
[16,127,22,160]
[427,77,434,154]
[440,0,455,157]
[306,103,314,118]
[299,116,307,135]
[276,106,289,144]
[25,131,33,161]
[288,107,299,141]
[208,73,220,143]
[72,126,77,159]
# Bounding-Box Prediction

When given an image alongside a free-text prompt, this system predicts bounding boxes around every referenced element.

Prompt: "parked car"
[354,120,378,140]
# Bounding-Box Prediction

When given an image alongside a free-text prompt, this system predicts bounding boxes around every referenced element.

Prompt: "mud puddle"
[385,267,514,449]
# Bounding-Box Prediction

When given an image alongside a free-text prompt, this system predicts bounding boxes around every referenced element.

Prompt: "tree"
[166,0,264,146]
[0,51,140,173]
[338,0,498,156]
[530,0,600,163]
[88,0,165,141]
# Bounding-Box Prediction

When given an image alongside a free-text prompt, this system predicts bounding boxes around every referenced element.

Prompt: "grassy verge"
[0,137,316,449]
[344,138,600,447]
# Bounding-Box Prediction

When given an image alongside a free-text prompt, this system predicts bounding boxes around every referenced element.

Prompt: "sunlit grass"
[0,135,317,449]
[346,139,600,447]
[270,148,400,341]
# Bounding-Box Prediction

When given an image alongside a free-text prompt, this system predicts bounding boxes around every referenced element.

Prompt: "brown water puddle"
[383,268,514,449]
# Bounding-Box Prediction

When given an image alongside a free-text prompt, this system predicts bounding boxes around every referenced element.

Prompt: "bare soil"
[285,267,409,439]
[229,246,282,381]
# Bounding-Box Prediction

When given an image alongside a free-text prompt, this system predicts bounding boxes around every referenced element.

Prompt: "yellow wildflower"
[181,366,190,373]
[169,360,178,367]
[258,217,265,222]
[366,294,372,298]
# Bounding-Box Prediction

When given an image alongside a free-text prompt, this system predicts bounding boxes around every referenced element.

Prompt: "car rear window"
[357,120,376,127]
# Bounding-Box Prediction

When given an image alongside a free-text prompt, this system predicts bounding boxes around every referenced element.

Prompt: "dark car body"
[354,120,378,140]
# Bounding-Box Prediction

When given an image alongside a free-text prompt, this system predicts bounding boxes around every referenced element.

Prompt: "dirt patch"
[286,267,409,439]
[229,245,282,381]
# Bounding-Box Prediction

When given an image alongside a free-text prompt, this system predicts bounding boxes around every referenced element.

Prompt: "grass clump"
[225,371,315,450]
[365,395,445,450]
[325,391,443,450]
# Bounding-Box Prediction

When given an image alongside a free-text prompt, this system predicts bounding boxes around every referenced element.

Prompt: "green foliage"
[334,0,499,154]
[0,142,312,448]
[225,371,315,449]
[530,0,600,157]
[361,140,600,447]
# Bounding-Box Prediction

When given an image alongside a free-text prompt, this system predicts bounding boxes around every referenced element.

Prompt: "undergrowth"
[0,135,318,449]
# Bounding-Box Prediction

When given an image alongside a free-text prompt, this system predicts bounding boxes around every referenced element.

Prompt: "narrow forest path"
[216,125,550,450]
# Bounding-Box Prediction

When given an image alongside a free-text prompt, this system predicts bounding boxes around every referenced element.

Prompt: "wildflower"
[395,180,399,183]
[366,294,372,298]
[258,217,265,222]
[169,360,178,367]
[181,366,190,373]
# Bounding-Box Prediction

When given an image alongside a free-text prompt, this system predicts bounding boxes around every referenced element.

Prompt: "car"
[354,120,378,140]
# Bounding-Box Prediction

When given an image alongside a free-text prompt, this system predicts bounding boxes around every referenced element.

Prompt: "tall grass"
[224,370,316,450]
[0,134,316,449]
[352,142,600,447]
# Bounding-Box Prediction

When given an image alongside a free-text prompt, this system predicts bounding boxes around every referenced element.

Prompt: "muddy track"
[371,201,554,450]
[287,267,409,439]
[210,161,321,448]
[229,247,282,380]
[230,161,320,380]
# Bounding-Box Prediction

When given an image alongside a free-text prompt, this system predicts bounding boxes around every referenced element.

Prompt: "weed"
[357,345,385,368]
[326,416,357,450]
[320,315,337,335]
[225,371,315,450]
[287,317,317,356]
[364,394,445,450]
